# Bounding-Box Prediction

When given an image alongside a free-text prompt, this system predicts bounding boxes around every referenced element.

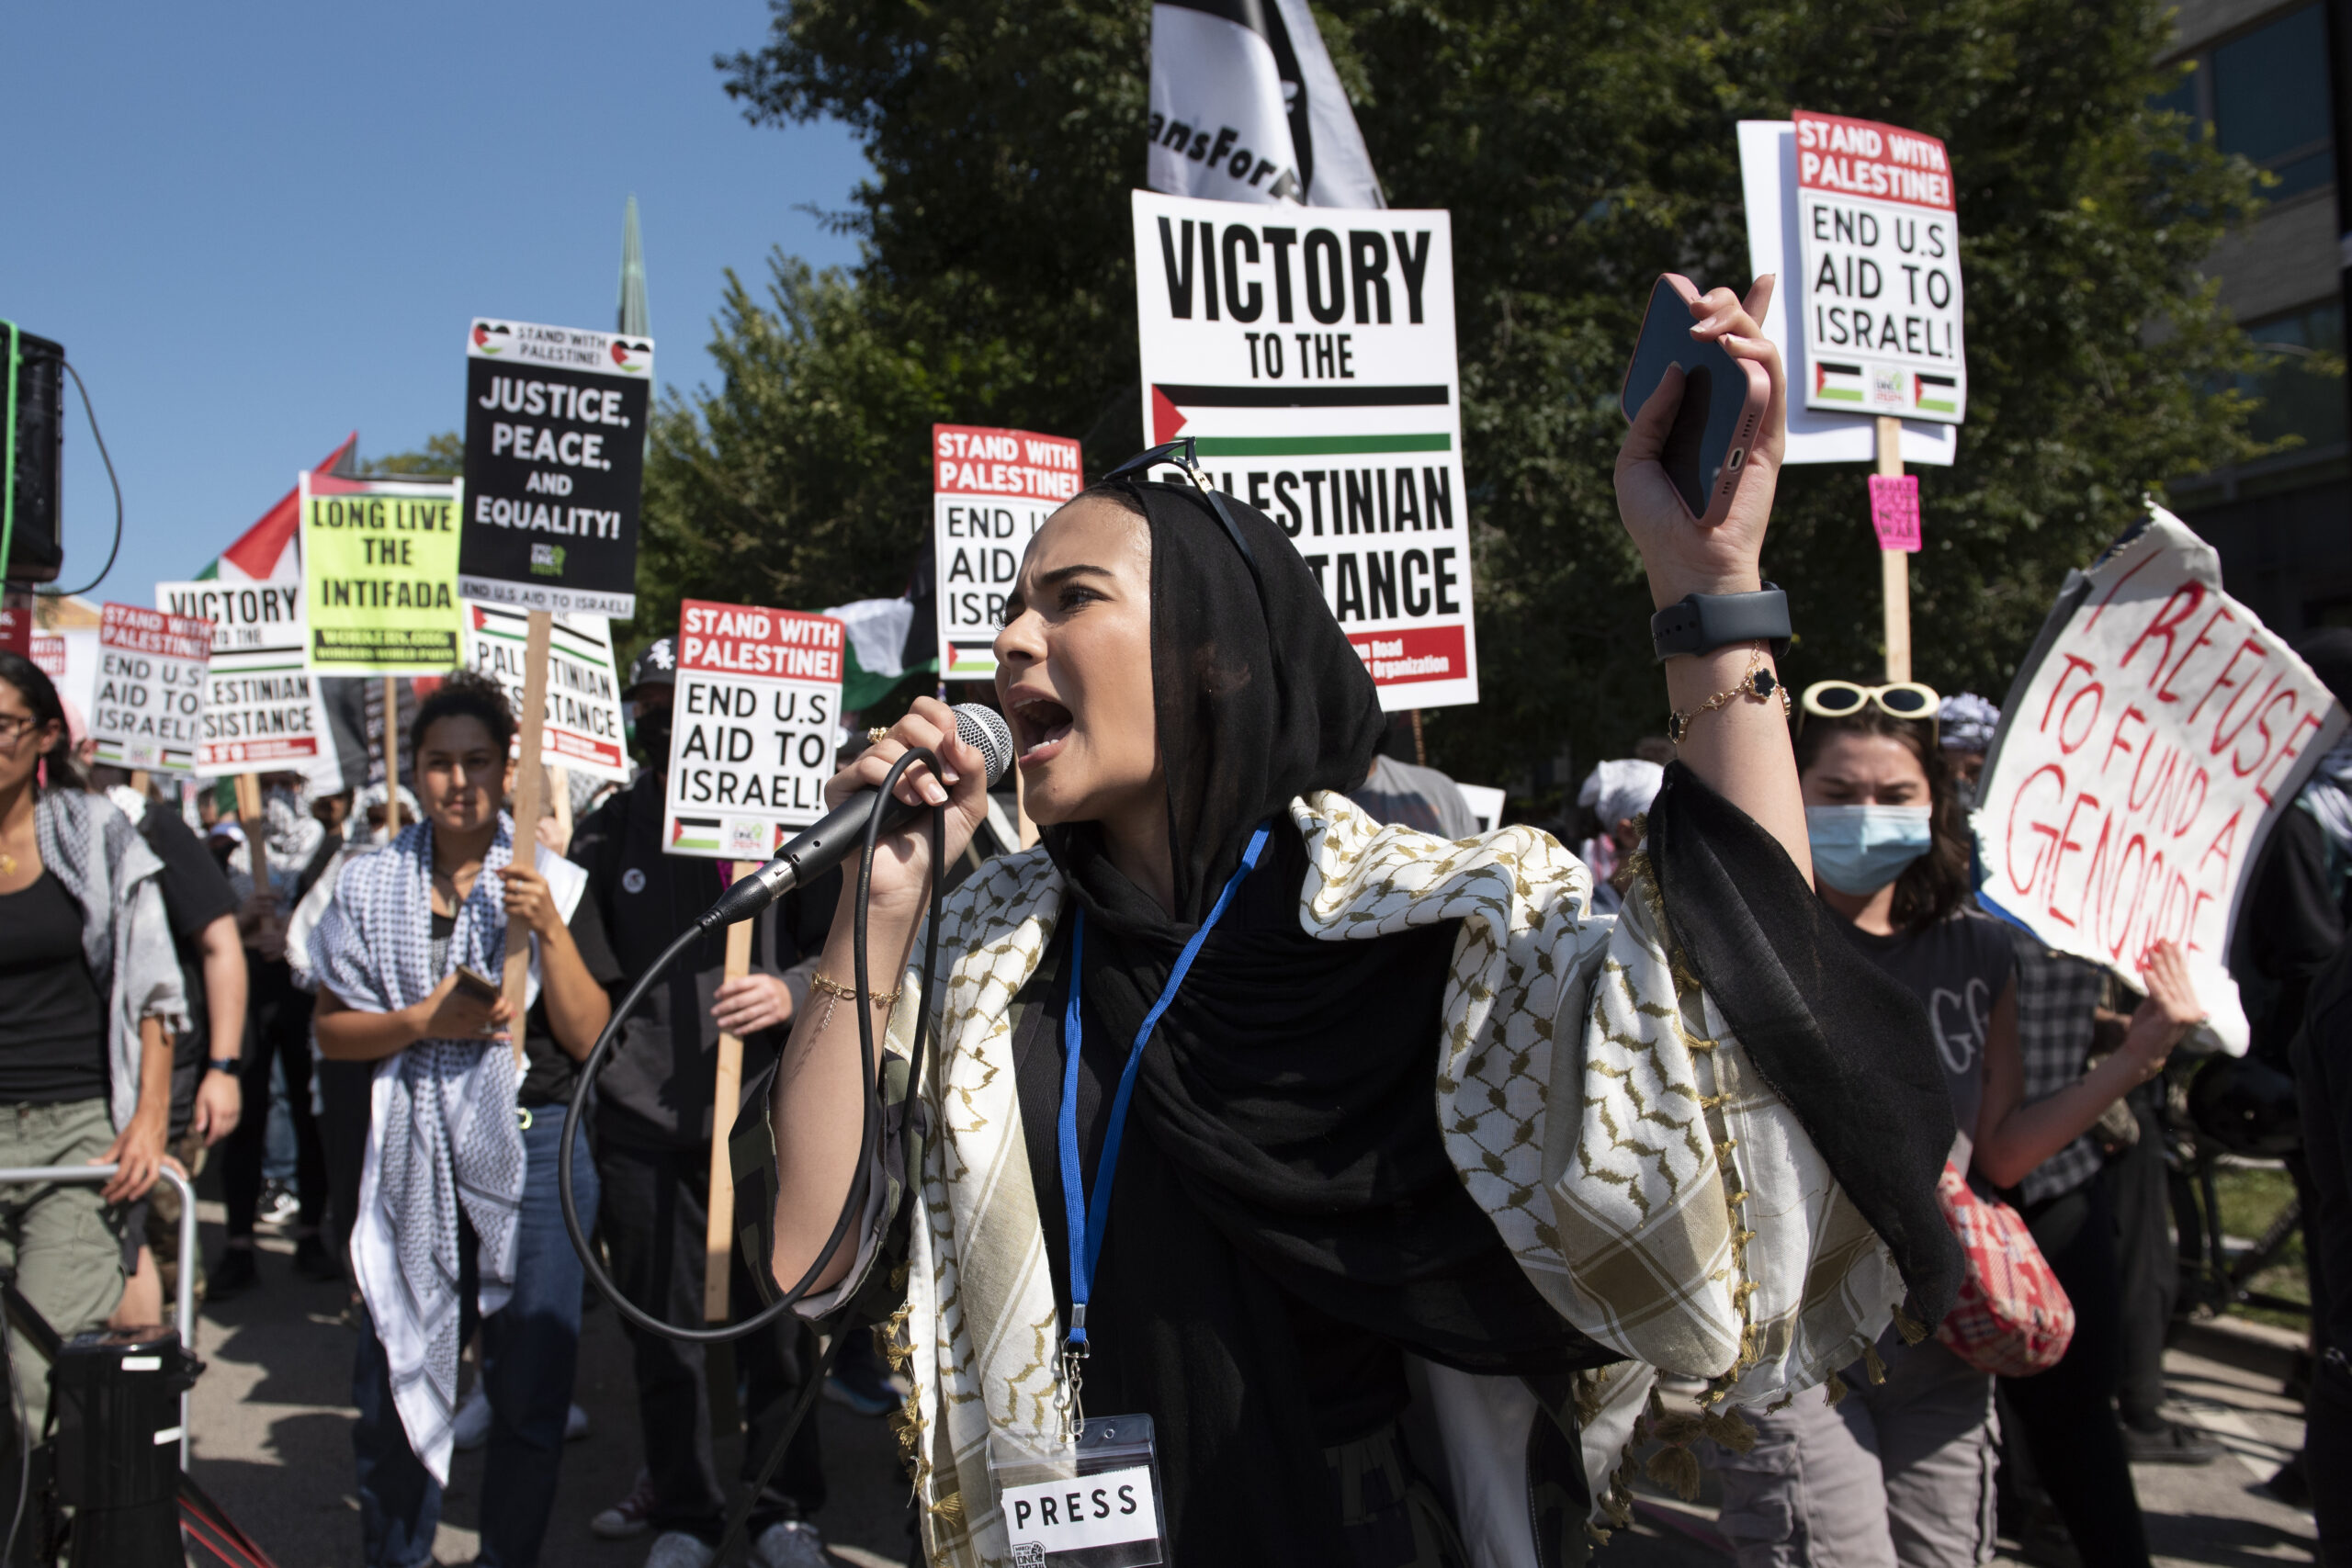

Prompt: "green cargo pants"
[0,1100,127,1446]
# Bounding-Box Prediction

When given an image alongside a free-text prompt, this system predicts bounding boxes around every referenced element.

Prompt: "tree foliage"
[362,432,465,478]
[637,0,2263,794]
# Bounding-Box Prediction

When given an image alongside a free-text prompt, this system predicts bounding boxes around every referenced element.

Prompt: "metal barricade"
[0,1164,198,1468]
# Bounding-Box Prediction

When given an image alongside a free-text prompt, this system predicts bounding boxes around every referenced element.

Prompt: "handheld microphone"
[695,702,1015,931]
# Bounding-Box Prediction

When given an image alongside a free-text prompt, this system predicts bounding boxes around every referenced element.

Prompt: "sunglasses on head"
[1801,680,1942,723]
[1099,437,1269,605]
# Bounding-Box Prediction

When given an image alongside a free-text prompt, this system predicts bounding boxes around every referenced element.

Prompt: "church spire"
[617,195,650,336]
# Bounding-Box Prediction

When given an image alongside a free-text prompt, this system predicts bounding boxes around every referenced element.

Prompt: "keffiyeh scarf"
[311,813,582,1482]
[2300,735,2352,895]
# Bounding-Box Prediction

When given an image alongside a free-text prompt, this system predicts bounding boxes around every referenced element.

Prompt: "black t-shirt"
[136,807,239,1072]
[0,871,110,1104]
[426,894,623,1110]
[1839,908,2017,1169]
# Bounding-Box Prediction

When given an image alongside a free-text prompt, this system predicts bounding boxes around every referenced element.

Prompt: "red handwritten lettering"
[2118,582,2206,688]
[2005,764,2068,896]
[2046,791,2104,926]
[2256,711,2327,805]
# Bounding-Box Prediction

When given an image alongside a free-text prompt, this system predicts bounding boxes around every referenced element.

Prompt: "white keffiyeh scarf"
[309,812,583,1482]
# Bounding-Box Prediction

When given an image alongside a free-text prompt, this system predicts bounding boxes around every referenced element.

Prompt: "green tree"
[647,0,2262,796]
[363,432,465,478]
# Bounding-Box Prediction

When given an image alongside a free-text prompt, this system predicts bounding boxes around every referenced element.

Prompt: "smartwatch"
[1650,583,1792,662]
[208,1057,243,1077]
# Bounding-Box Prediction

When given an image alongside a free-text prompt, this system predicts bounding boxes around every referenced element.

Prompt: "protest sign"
[1974,506,2347,1047]
[1869,474,1921,552]
[662,600,845,861]
[89,603,210,773]
[1789,111,1966,425]
[301,474,463,675]
[1132,190,1477,710]
[30,637,64,681]
[933,424,1082,679]
[1736,120,1958,467]
[156,579,333,774]
[461,601,629,784]
[458,319,651,619]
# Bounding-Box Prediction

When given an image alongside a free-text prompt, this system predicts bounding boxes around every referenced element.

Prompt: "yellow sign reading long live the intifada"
[301,473,464,675]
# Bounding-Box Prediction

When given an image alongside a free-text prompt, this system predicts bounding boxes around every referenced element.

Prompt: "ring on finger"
[866,727,890,744]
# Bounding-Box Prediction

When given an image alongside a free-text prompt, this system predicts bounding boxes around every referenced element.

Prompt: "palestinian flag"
[1914,373,1958,415]
[1814,361,1866,404]
[822,588,940,710]
[194,434,360,583]
[671,817,721,853]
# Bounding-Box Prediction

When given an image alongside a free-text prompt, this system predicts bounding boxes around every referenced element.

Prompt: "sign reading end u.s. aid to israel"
[662,600,845,861]
[933,424,1082,681]
[459,319,651,620]
[1132,190,1476,711]
[1792,110,1966,424]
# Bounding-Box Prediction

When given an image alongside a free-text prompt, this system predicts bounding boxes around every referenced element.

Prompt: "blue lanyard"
[1058,821,1271,1350]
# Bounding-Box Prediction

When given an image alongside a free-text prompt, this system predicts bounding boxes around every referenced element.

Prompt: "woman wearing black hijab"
[752,284,1962,1566]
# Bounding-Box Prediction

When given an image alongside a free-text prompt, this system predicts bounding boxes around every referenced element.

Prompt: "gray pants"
[1709,1332,1997,1568]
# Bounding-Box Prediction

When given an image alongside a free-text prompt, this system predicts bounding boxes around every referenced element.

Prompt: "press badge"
[987,1416,1167,1567]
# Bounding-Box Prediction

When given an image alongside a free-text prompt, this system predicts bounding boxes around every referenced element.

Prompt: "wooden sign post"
[382,676,402,832]
[1877,416,1912,683]
[232,773,271,914]
[500,611,553,1061]
[703,883,754,1322]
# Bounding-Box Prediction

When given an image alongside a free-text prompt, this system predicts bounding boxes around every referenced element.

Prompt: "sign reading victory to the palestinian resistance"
[662,600,846,861]
[1974,507,2347,1049]
[301,474,463,676]
[933,424,1083,680]
[460,601,631,784]
[1132,190,1476,710]
[89,603,211,774]
[155,580,334,774]
[1792,110,1966,424]
[459,319,652,619]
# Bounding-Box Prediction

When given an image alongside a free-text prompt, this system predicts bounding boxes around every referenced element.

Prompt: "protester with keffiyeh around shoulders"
[311,671,616,1568]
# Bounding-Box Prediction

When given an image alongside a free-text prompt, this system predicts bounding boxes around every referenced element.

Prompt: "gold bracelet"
[809,972,901,1033]
[1666,653,1789,745]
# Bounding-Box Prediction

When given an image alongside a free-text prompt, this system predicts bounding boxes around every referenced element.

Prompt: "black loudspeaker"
[51,1325,198,1564]
[5,328,66,585]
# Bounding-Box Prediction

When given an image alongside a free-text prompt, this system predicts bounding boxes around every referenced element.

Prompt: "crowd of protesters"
[0,612,2347,1562]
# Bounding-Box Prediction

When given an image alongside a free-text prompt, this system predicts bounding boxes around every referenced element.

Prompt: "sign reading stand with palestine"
[301,474,463,675]
[459,319,651,619]
[461,603,631,784]
[1132,190,1475,710]
[155,580,333,774]
[1792,110,1966,423]
[662,600,845,861]
[934,424,1083,679]
[90,603,211,774]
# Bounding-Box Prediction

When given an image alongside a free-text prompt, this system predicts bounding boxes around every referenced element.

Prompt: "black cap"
[625,637,677,698]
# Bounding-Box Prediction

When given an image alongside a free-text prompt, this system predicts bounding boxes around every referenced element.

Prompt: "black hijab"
[1023,481,1603,1564]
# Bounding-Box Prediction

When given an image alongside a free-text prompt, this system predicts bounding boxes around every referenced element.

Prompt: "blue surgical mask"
[1806,805,1934,895]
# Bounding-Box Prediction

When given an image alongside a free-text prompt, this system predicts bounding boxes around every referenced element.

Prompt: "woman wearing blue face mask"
[1707,683,2204,1568]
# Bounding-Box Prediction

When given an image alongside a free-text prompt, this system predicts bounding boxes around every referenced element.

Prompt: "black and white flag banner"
[1147,0,1383,209]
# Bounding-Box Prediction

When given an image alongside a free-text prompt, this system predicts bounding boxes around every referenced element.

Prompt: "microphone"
[695,703,1015,931]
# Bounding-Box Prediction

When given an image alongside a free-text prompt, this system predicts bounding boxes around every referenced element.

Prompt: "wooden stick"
[232,773,269,905]
[502,611,553,1060]
[1876,416,1912,684]
[129,769,149,797]
[382,675,401,833]
[1410,708,1428,768]
[550,765,573,856]
[703,902,754,1322]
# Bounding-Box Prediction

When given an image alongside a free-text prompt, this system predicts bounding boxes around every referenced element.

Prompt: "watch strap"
[208,1057,243,1075]
[1651,583,1792,662]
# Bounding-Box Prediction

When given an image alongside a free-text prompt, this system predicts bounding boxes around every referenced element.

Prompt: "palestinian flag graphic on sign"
[1914,373,1959,416]
[1815,361,1866,405]
[670,817,721,853]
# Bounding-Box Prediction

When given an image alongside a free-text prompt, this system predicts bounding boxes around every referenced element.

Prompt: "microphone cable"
[558,745,947,1343]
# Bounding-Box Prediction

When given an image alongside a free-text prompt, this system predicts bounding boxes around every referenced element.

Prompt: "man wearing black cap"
[572,638,839,1568]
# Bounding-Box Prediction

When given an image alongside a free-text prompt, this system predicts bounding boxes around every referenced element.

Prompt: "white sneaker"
[752,1518,829,1568]
[591,1467,658,1540]
[565,1402,591,1441]
[451,1384,492,1452]
[642,1531,717,1568]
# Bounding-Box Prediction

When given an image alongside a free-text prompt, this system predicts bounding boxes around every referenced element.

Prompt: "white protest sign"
[1974,506,2347,1048]
[1737,119,1957,467]
[90,603,212,774]
[461,601,630,784]
[1132,189,1477,710]
[155,580,334,776]
[662,599,845,860]
[934,423,1083,680]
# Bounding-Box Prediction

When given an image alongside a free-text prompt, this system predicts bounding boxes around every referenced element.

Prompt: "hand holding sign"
[1615,277,1785,607]
[2117,939,2205,1080]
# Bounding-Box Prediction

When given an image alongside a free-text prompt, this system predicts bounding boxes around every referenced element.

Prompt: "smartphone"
[1619,273,1770,527]
[451,964,502,1006]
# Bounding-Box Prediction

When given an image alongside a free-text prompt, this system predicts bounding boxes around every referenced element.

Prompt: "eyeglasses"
[1801,680,1942,723]
[0,713,42,744]
[1099,437,1269,606]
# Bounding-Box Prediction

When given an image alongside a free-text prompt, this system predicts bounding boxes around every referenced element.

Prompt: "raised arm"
[1613,277,1812,884]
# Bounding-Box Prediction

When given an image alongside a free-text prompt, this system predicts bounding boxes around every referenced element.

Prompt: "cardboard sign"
[1869,474,1921,552]
[89,603,211,773]
[1132,190,1477,710]
[1974,506,2347,1045]
[301,474,463,675]
[458,319,652,619]
[30,636,64,681]
[1792,110,1966,424]
[460,601,630,784]
[155,580,334,774]
[662,600,845,860]
[934,424,1083,679]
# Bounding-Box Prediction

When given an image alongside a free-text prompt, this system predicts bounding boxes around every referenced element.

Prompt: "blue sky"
[2,1,864,588]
